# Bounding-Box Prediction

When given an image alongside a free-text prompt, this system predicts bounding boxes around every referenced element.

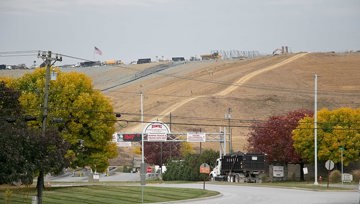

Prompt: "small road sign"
[325,160,335,171]
[200,163,210,174]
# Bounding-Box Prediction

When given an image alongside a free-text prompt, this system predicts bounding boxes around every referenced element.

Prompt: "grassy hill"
[102,52,360,153]
[1,52,359,159]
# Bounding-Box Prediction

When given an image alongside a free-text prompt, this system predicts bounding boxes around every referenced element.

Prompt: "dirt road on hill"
[129,53,309,132]
[214,52,309,96]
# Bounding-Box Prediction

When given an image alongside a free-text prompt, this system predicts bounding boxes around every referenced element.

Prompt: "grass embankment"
[209,181,357,191]
[0,185,219,204]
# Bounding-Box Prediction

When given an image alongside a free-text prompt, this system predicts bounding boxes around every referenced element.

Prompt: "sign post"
[325,160,335,188]
[200,163,210,190]
[340,147,344,185]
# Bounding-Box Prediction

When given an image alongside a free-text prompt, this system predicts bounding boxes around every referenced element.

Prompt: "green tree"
[293,108,360,165]
[199,149,219,168]
[0,82,70,186]
[162,149,218,181]
[0,81,31,184]
[12,68,118,172]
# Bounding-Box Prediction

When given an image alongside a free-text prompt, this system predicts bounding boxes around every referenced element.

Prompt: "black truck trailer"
[210,152,266,183]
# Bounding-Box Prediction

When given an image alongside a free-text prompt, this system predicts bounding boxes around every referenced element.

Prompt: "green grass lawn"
[1,185,219,204]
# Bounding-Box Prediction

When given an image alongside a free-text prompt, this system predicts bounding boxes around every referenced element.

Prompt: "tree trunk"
[36,170,44,204]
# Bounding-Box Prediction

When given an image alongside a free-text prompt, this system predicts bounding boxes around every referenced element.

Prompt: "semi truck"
[210,152,266,183]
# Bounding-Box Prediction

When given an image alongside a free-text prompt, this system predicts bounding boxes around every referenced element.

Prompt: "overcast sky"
[1,0,359,66]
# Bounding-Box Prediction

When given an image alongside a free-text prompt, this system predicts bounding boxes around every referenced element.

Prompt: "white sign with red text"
[187,132,206,142]
[143,121,170,141]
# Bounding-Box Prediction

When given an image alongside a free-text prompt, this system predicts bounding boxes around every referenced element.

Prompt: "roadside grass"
[208,181,357,191]
[1,180,355,203]
[261,181,358,191]
[0,185,219,204]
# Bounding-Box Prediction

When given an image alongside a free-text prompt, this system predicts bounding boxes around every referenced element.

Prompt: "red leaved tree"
[248,109,313,181]
[144,142,181,168]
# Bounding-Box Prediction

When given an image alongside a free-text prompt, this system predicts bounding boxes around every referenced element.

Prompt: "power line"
[0,50,39,54]
[114,119,360,131]
[53,52,93,62]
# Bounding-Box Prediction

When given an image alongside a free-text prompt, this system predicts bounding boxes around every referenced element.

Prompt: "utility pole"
[225,108,232,154]
[169,113,172,160]
[140,92,145,203]
[37,51,62,204]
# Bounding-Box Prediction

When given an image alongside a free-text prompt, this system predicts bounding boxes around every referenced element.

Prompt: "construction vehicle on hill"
[200,52,221,60]
[273,46,289,55]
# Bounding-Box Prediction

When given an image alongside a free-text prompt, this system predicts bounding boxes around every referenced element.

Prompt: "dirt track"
[125,53,309,132]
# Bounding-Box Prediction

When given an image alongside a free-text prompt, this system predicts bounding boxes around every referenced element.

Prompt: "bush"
[351,169,360,183]
[329,170,341,183]
[162,149,219,181]
[122,165,131,173]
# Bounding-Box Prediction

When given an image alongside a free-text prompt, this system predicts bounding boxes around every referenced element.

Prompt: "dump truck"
[210,152,266,183]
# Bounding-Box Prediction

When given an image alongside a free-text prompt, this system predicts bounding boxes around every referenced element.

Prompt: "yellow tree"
[13,68,118,172]
[293,108,360,165]
[180,142,194,157]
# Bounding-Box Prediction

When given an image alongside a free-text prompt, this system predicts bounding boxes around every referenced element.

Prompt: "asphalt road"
[149,183,359,204]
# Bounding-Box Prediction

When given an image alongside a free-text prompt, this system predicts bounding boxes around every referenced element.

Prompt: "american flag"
[94,46,102,55]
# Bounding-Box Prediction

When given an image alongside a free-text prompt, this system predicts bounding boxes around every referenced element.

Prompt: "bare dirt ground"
[2,52,360,155]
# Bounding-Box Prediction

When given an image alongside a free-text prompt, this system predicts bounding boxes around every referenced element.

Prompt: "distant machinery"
[189,56,201,61]
[272,46,290,55]
[200,52,222,60]
[137,58,151,64]
[79,61,101,67]
[211,50,260,60]
[171,57,185,62]
[103,59,123,65]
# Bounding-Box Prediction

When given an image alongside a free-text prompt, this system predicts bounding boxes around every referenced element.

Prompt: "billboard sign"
[143,121,170,141]
[112,133,132,147]
[273,166,284,177]
[187,132,206,142]
[123,133,142,142]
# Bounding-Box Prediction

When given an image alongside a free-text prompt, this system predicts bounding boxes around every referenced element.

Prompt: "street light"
[314,74,318,185]
[340,147,344,185]
[224,108,232,154]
